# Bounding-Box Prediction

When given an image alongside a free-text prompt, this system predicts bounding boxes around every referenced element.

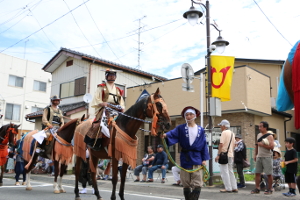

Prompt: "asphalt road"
[0,173,298,200]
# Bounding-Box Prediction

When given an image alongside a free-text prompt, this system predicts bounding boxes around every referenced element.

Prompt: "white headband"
[185,109,196,116]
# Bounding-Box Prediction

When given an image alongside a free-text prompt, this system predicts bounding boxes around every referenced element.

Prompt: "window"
[8,75,23,87]
[31,107,44,113]
[60,81,75,98]
[74,77,86,96]
[5,103,21,121]
[33,80,47,92]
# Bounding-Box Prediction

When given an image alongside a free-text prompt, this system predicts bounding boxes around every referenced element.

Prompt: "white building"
[0,53,51,134]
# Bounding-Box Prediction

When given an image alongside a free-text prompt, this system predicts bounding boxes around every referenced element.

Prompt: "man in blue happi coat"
[161,106,210,200]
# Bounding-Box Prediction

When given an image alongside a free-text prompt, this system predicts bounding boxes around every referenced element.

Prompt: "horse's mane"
[58,118,78,132]
[0,124,10,135]
[116,96,148,126]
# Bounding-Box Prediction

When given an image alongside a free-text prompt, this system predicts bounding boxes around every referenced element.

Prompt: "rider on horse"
[36,95,64,154]
[85,69,125,150]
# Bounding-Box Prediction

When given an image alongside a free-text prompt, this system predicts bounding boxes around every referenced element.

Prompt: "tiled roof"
[25,101,86,119]
[43,47,168,81]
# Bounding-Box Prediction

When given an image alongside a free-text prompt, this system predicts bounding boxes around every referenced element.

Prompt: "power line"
[29,10,57,49]
[83,0,122,64]
[4,18,183,55]
[0,0,43,35]
[253,0,292,46]
[62,0,101,58]
[0,0,91,53]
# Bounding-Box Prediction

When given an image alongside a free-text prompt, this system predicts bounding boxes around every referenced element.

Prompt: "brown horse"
[73,88,171,200]
[0,123,20,186]
[21,115,84,193]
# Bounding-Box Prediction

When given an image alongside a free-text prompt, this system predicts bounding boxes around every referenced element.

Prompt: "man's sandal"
[251,188,260,194]
[264,190,272,195]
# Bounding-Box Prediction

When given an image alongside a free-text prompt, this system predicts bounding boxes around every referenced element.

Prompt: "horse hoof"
[75,197,81,200]
[0,183,3,186]
[54,190,60,194]
[98,198,104,200]
[60,189,66,193]
[26,187,32,191]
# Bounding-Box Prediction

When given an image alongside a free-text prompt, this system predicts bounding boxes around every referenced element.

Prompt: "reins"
[106,94,166,135]
[160,133,210,182]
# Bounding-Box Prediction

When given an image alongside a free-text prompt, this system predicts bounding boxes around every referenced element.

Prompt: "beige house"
[125,58,299,167]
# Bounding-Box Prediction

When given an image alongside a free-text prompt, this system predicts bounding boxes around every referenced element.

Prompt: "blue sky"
[0,0,300,79]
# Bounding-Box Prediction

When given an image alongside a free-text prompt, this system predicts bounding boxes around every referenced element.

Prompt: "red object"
[292,43,300,129]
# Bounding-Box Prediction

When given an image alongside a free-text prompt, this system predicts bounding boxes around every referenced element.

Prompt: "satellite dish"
[83,93,93,103]
[181,63,195,92]
[181,63,194,83]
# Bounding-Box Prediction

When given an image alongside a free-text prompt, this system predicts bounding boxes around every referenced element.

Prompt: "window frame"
[33,80,47,92]
[8,75,24,88]
[5,103,21,121]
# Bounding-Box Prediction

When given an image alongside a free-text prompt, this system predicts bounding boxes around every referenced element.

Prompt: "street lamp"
[183,0,229,186]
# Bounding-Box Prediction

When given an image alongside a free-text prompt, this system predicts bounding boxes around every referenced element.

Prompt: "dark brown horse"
[74,88,171,200]
[21,115,84,193]
[0,123,20,186]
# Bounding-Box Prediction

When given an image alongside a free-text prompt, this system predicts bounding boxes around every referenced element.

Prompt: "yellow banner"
[210,55,235,101]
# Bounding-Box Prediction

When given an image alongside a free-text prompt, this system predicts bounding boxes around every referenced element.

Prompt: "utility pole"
[134,16,146,69]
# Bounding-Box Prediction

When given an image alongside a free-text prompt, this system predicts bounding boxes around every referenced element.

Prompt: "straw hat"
[262,138,269,145]
[273,147,281,157]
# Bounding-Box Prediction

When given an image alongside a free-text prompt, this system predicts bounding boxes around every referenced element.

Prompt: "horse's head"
[146,88,171,136]
[0,123,20,147]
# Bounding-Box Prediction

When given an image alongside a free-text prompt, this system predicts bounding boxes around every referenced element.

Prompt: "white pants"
[219,157,237,191]
[172,166,181,182]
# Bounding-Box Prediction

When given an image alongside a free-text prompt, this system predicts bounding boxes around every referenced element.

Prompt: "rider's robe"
[165,124,210,169]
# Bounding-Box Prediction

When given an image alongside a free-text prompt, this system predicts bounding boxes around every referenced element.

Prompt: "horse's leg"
[118,163,129,200]
[74,156,82,200]
[53,160,60,194]
[58,163,66,193]
[0,165,3,186]
[90,155,103,200]
[25,160,36,190]
[110,158,118,200]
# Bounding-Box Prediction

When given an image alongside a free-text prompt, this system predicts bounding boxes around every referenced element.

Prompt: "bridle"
[106,94,169,136]
[0,126,18,146]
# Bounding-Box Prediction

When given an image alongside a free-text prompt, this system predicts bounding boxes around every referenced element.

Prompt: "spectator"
[32,156,45,173]
[267,131,281,148]
[171,166,181,186]
[282,137,298,197]
[102,160,112,180]
[251,121,274,195]
[234,134,247,189]
[147,145,168,183]
[79,149,93,194]
[14,139,26,186]
[215,119,238,193]
[97,159,108,180]
[262,147,282,191]
[134,146,155,182]
[45,159,55,176]
[6,148,15,173]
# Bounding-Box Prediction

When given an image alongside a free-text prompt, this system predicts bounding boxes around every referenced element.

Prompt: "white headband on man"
[184,109,196,116]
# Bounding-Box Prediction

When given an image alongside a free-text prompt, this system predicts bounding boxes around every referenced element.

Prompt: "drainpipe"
[86,60,95,118]
[284,116,292,140]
